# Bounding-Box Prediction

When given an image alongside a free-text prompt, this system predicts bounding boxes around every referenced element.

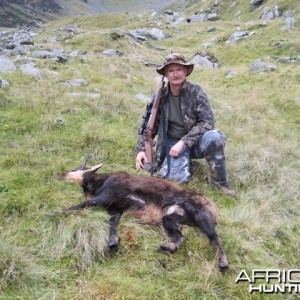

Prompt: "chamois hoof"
[108,237,120,251]
[218,258,229,272]
[158,243,178,254]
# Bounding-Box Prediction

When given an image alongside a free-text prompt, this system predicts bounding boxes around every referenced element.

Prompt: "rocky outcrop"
[0,1,60,27]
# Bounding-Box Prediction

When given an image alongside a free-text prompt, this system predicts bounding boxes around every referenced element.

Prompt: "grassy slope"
[0,3,300,300]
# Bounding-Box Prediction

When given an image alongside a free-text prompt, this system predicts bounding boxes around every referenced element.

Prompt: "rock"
[32,48,67,62]
[164,10,174,15]
[59,79,88,87]
[274,5,281,18]
[250,0,266,11]
[110,29,126,40]
[285,17,296,28]
[10,46,29,56]
[32,50,55,59]
[0,56,16,72]
[27,21,42,28]
[128,27,165,41]
[259,6,282,21]
[277,57,297,64]
[54,118,64,126]
[20,62,44,80]
[190,13,208,23]
[101,49,124,57]
[173,17,187,24]
[207,13,219,21]
[260,7,274,21]
[249,59,277,72]
[228,31,249,42]
[60,25,79,35]
[68,50,79,58]
[208,26,217,32]
[281,10,296,29]
[189,54,219,68]
[0,78,9,86]
[225,71,238,78]
[284,10,296,18]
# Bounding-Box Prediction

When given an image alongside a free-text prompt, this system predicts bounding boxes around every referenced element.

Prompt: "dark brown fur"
[62,163,229,271]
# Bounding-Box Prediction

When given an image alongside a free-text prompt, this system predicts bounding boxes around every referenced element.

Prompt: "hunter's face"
[165,64,188,87]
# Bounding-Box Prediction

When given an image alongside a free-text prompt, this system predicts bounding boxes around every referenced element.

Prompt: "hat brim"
[156,62,194,76]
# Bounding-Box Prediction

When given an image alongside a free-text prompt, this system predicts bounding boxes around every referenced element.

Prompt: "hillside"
[0,0,298,27]
[0,0,176,27]
[0,0,300,299]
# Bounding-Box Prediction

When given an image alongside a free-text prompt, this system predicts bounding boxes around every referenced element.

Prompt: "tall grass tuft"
[0,238,48,291]
[39,209,110,272]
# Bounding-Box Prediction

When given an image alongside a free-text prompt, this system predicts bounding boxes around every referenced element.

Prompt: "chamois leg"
[108,211,122,250]
[159,213,185,254]
[196,210,229,271]
[63,190,112,213]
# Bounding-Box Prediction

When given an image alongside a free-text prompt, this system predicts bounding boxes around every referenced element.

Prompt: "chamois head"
[62,155,103,185]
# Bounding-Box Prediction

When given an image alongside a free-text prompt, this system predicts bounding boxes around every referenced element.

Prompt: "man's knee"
[201,130,226,155]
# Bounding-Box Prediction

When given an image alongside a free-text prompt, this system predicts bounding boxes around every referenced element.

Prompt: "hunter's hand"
[136,151,148,170]
[170,140,185,157]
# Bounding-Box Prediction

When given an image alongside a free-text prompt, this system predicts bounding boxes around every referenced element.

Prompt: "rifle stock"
[143,76,165,173]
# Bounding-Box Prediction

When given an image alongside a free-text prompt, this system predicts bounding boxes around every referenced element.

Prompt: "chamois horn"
[81,155,94,169]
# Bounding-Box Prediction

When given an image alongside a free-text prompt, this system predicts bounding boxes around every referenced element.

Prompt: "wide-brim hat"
[156,53,194,76]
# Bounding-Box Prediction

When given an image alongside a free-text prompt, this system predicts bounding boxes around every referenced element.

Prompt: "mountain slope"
[0,0,177,27]
[1,0,298,28]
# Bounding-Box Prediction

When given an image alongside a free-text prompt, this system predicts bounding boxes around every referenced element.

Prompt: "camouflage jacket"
[135,80,215,169]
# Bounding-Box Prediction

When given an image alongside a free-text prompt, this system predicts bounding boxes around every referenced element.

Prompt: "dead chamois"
[61,157,229,271]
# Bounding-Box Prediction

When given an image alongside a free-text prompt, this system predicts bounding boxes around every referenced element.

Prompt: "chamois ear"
[90,163,103,173]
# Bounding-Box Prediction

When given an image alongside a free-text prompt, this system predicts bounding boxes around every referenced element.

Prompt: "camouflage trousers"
[158,138,192,184]
[190,129,228,186]
[159,129,229,186]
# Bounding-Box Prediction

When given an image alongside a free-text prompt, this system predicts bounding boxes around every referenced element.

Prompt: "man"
[135,53,236,197]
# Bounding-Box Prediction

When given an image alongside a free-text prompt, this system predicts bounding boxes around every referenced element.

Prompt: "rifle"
[138,76,165,174]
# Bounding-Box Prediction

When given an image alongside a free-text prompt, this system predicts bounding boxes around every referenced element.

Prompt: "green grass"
[0,3,300,299]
